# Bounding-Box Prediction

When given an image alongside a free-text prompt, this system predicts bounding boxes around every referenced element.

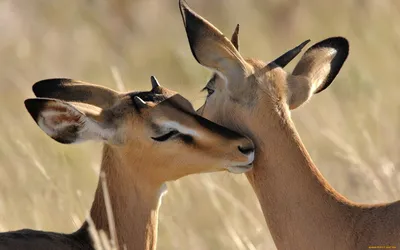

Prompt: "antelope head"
[24,76,255,182]
[179,0,349,143]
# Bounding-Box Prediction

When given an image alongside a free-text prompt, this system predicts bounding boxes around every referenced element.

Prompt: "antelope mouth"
[226,150,254,174]
[227,164,253,174]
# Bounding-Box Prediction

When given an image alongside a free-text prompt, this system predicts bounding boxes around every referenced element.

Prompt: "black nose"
[238,145,255,155]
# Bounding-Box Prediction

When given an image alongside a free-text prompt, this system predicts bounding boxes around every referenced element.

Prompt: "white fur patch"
[75,118,115,143]
[161,121,199,137]
[247,151,255,164]
[231,150,255,167]
[38,103,114,143]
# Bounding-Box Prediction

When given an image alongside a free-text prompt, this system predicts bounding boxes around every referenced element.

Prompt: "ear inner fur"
[292,37,349,93]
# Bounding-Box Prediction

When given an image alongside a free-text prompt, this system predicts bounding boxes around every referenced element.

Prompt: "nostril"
[238,145,255,155]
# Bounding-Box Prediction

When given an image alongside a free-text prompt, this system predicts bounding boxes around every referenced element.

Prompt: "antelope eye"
[151,130,179,142]
[202,74,216,98]
[205,87,215,97]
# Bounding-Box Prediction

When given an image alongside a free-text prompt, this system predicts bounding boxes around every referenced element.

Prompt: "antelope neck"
[89,144,165,250]
[245,109,359,248]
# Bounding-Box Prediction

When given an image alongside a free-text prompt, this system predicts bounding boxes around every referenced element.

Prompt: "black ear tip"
[24,98,36,112]
[310,36,349,55]
[32,78,72,97]
[24,98,45,122]
[32,79,48,96]
[179,0,199,25]
[178,0,204,64]
[330,37,349,52]
[32,79,58,96]
[332,36,349,45]
[313,37,349,94]
[24,98,33,109]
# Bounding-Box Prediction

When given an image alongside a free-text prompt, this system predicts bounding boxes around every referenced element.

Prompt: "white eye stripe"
[160,121,199,137]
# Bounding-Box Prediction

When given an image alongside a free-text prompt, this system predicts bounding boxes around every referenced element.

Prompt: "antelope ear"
[287,37,349,109]
[25,98,115,144]
[32,78,119,109]
[179,0,249,86]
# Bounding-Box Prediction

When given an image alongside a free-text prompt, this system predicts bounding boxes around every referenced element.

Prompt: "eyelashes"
[151,130,194,144]
[151,130,180,142]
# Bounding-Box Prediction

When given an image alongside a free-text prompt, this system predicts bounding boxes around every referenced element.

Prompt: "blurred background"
[0,0,399,249]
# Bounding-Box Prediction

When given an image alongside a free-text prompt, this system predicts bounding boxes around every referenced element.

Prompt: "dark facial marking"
[193,115,244,140]
[179,134,194,145]
[156,94,244,140]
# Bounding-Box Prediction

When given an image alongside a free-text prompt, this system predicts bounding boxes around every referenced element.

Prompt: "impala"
[0,77,255,250]
[179,1,400,249]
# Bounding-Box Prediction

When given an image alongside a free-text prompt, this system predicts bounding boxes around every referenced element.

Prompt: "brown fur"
[3,79,255,249]
[180,1,400,249]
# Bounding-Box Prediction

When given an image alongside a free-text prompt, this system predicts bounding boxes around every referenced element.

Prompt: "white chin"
[227,164,253,174]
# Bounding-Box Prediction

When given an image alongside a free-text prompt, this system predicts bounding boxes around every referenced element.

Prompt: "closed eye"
[151,130,180,142]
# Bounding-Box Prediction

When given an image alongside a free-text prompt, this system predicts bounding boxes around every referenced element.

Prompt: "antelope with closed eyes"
[0,76,255,250]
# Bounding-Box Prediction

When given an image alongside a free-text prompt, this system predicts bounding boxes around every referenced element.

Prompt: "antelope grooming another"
[179,1,400,249]
[0,77,255,250]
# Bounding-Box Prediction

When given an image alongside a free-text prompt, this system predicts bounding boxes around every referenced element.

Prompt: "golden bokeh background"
[0,0,399,249]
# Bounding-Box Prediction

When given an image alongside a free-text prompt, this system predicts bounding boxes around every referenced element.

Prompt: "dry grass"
[0,0,399,249]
